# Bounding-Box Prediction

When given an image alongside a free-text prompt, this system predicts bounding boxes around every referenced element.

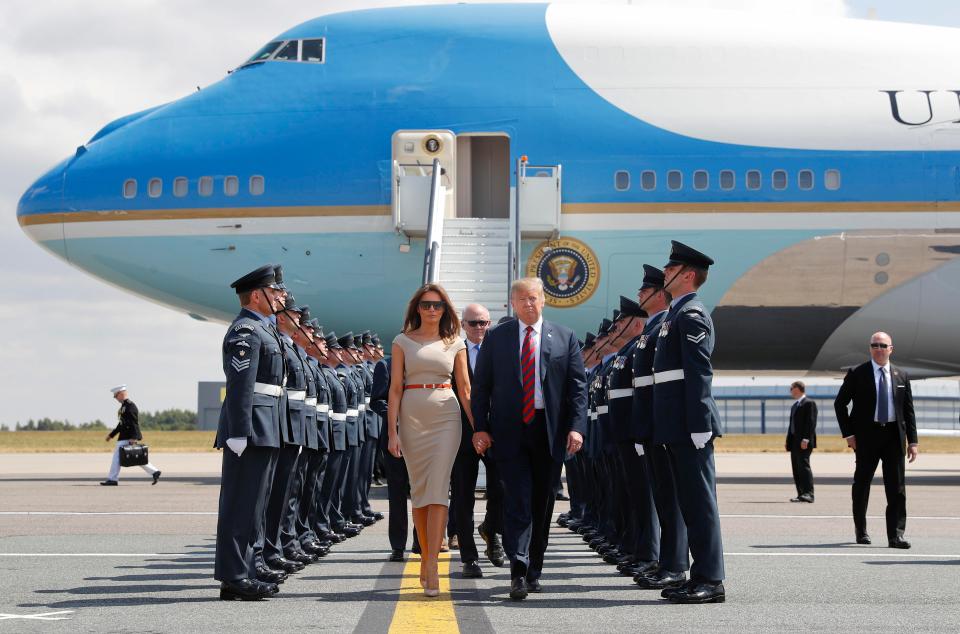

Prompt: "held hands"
[634,443,645,457]
[225,437,248,457]
[472,431,493,456]
[388,434,403,459]
[566,431,584,455]
[691,431,712,450]
[800,439,809,450]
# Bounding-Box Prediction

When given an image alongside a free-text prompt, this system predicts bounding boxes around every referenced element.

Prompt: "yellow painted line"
[388,552,458,634]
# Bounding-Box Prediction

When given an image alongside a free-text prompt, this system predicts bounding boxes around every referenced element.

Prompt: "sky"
[1,0,959,428]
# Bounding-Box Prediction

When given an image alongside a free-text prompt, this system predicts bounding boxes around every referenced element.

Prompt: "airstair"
[437,218,511,323]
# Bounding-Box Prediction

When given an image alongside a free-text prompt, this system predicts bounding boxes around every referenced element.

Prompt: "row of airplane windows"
[613,168,842,192]
[122,176,265,199]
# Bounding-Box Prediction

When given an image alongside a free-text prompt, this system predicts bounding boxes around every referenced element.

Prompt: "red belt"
[404,383,452,390]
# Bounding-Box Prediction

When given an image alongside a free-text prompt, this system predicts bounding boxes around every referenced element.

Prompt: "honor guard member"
[316,333,352,542]
[592,317,623,559]
[358,332,384,522]
[214,264,287,601]
[607,297,660,577]
[276,302,324,564]
[297,317,333,554]
[580,320,611,551]
[102,385,161,486]
[329,333,363,538]
[347,333,374,527]
[253,295,307,579]
[631,265,690,591]
[340,333,370,529]
[652,241,725,604]
[558,332,597,533]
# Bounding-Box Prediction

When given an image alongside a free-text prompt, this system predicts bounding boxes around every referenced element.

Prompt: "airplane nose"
[17,156,71,260]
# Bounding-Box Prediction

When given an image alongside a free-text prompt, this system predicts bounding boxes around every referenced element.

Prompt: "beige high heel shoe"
[424,563,440,597]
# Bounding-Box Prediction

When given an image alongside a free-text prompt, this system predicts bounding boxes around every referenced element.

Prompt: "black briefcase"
[119,444,149,467]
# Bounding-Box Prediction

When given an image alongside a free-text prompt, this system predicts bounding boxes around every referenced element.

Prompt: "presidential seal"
[526,237,600,307]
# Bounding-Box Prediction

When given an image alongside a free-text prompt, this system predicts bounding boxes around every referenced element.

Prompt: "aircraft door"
[392,130,456,235]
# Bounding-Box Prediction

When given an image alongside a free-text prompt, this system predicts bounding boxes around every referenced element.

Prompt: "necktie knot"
[526,325,533,335]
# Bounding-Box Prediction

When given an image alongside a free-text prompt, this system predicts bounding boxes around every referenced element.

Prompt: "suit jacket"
[472,318,588,463]
[834,361,917,449]
[785,398,818,450]
[452,338,479,447]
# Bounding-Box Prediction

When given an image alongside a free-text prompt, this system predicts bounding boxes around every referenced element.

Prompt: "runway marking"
[388,552,458,634]
[0,611,73,621]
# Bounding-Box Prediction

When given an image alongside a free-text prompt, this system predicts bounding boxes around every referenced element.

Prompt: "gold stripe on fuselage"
[17,200,960,227]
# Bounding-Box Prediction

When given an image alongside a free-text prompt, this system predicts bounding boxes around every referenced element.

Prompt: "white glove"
[691,432,713,450]
[226,437,248,457]
[634,443,645,457]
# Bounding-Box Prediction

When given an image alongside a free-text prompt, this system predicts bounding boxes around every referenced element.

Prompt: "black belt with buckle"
[874,421,895,427]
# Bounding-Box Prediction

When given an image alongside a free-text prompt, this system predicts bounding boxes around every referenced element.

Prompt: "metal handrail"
[421,158,444,284]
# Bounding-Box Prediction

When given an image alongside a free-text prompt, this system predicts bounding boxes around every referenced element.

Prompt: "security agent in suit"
[214,264,287,601]
[786,381,818,503]
[606,297,660,576]
[631,265,690,591]
[834,332,918,548]
[316,333,352,541]
[452,303,506,579]
[471,277,588,601]
[651,241,725,604]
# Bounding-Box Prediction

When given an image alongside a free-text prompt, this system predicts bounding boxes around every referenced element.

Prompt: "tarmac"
[1,452,959,632]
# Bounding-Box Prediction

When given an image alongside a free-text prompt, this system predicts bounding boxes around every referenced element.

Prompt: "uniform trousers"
[279,449,308,551]
[497,411,562,582]
[644,442,689,573]
[106,439,159,481]
[619,442,660,562]
[330,446,354,530]
[358,435,378,516]
[667,442,724,582]
[344,443,364,522]
[316,448,346,534]
[260,444,300,563]
[297,448,327,544]
[214,445,277,582]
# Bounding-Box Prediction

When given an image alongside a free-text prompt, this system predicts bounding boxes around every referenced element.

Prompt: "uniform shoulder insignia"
[231,356,251,372]
[233,323,256,332]
[231,340,250,348]
[686,332,707,344]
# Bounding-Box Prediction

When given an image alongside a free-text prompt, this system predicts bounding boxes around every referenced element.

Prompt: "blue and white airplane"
[17,3,960,376]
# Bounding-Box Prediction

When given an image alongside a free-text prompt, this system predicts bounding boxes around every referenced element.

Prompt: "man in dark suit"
[785,381,817,503]
[472,277,588,601]
[452,303,506,579]
[834,332,918,549]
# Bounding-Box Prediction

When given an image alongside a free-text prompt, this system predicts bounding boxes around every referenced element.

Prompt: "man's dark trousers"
[791,446,814,499]
[497,411,561,582]
[452,434,504,563]
[853,423,906,540]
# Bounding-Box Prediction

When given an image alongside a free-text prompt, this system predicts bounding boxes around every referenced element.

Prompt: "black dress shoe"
[637,569,686,589]
[525,578,542,593]
[152,471,162,485]
[372,512,384,521]
[301,541,327,556]
[856,535,872,545]
[265,557,303,574]
[462,561,483,578]
[353,515,375,527]
[285,549,317,564]
[255,565,286,584]
[509,576,528,601]
[889,538,911,549]
[661,579,697,599]
[100,480,118,486]
[388,549,405,562]
[603,551,622,565]
[337,525,360,538]
[319,531,344,543]
[790,496,805,503]
[557,513,570,527]
[669,581,725,604]
[220,578,271,601]
[626,560,658,578]
[566,519,582,531]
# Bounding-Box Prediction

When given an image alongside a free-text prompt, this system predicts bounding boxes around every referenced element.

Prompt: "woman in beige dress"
[387,283,472,597]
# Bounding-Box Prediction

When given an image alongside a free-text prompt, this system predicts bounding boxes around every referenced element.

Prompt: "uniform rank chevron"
[231,356,251,372]
[686,332,706,344]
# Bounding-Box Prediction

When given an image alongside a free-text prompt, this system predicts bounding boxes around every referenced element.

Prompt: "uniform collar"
[280,333,293,344]
[240,307,271,325]
[670,292,696,310]
[649,308,667,321]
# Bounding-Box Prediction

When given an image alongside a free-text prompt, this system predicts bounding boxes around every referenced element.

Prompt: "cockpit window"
[275,40,299,61]
[301,39,324,63]
[246,41,282,64]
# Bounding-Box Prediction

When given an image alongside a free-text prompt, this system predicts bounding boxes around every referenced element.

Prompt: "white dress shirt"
[518,316,544,409]
[467,339,481,373]
[871,360,896,422]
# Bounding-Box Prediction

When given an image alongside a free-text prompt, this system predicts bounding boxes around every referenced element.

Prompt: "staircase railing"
[422,158,445,285]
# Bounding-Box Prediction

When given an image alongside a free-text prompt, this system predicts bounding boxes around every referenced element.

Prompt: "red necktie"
[521,325,536,424]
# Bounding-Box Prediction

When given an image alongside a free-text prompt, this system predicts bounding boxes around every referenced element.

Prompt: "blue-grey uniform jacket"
[630,311,666,443]
[652,293,722,445]
[596,355,617,453]
[215,308,285,449]
[351,366,367,444]
[298,345,319,450]
[338,364,360,447]
[607,336,641,445]
[361,361,380,440]
[308,357,331,452]
[281,335,307,446]
[323,365,348,452]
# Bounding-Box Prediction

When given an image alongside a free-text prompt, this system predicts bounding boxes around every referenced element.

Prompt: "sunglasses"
[466,320,490,328]
[419,300,446,311]
[870,343,890,349]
